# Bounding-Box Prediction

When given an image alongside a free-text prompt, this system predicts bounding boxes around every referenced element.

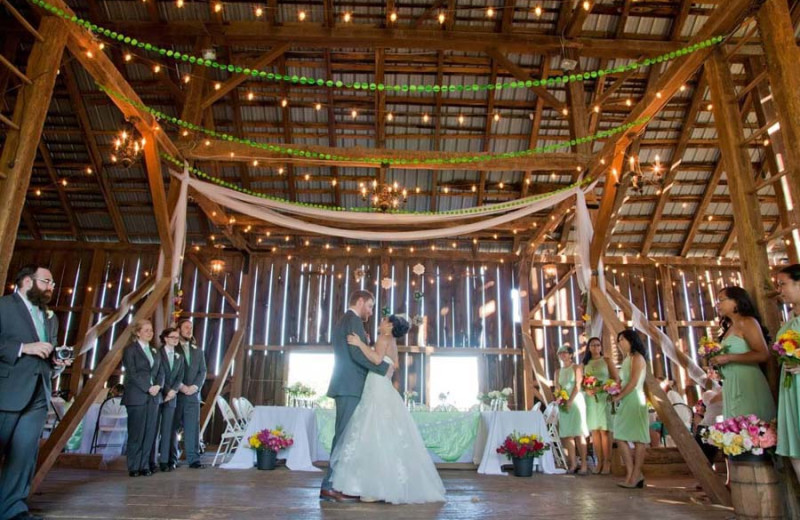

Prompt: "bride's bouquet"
[772,329,800,388]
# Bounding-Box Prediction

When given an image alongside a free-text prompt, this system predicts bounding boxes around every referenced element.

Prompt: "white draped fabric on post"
[573,193,708,387]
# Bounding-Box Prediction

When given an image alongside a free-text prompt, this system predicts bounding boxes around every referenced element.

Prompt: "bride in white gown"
[330,315,446,504]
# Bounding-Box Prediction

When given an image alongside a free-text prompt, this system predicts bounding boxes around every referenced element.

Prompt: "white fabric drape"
[573,188,707,386]
[176,170,588,242]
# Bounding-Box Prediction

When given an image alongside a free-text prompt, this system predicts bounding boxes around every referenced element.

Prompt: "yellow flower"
[249,437,261,449]
[519,437,530,444]
[271,429,282,436]
[785,341,797,356]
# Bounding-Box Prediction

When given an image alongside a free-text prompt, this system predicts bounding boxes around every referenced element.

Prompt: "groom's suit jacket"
[326,310,390,398]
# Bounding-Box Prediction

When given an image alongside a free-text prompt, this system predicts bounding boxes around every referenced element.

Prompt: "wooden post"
[706,49,781,389]
[658,266,688,395]
[0,16,67,284]
[756,0,800,210]
[518,259,553,404]
[68,248,106,397]
[590,286,732,507]
[199,267,252,435]
[32,278,171,492]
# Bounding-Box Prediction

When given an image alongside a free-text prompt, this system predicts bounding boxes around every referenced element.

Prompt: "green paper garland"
[30,0,725,94]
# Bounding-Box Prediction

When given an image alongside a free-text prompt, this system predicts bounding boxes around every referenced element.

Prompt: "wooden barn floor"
[29,465,735,520]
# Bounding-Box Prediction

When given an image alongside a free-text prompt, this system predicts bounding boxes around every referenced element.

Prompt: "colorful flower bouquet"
[248,426,294,453]
[582,375,602,401]
[603,379,621,414]
[701,415,777,457]
[772,329,800,388]
[285,382,316,407]
[699,336,728,380]
[554,389,570,409]
[496,431,548,460]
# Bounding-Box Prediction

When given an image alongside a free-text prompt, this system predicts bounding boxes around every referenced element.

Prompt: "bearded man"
[0,265,65,520]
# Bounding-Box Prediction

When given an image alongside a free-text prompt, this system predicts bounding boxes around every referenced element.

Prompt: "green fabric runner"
[315,409,479,463]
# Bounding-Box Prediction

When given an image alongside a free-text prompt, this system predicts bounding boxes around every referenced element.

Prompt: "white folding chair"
[212,396,245,467]
[543,402,568,470]
[92,397,128,456]
[664,402,694,447]
[236,397,254,428]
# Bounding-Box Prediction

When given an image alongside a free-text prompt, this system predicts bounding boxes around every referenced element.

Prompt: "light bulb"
[389,11,397,22]
[298,10,306,21]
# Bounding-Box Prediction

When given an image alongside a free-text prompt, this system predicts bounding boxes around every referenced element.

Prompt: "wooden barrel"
[728,455,784,520]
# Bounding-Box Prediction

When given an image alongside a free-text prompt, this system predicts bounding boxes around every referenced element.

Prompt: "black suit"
[0,293,58,520]
[122,342,165,473]
[172,340,206,466]
[151,347,184,466]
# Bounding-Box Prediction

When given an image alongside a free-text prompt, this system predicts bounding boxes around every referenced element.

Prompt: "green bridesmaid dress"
[613,356,649,443]
[719,335,776,421]
[558,365,588,438]
[776,316,800,458]
[584,358,612,432]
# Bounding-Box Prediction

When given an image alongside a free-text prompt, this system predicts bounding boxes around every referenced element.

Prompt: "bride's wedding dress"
[330,371,446,504]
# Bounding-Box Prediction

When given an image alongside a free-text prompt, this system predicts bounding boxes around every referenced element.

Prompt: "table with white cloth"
[475,410,565,475]
[221,406,480,471]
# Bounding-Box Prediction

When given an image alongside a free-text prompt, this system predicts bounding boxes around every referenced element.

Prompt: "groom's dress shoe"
[319,489,359,503]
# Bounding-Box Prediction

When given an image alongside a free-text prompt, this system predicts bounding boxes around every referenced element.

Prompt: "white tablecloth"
[475,410,564,475]
[221,406,321,471]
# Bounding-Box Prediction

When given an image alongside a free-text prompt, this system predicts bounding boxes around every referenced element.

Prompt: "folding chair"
[543,402,568,470]
[212,396,245,467]
[91,396,128,455]
[235,397,254,428]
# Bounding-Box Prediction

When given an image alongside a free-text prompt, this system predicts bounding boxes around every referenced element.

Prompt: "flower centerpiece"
[582,375,602,401]
[496,431,548,477]
[701,415,777,458]
[603,379,621,414]
[403,390,418,410]
[554,389,570,410]
[698,336,728,380]
[285,382,316,408]
[772,329,800,388]
[248,426,294,470]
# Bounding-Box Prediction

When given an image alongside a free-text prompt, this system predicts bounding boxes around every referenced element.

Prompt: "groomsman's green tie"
[141,344,154,366]
[168,350,174,370]
[31,307,47,342]
[183,343,191,364]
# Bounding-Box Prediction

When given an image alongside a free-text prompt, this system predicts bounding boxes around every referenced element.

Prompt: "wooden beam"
[756,0,800,223]
[60,61,128,242]
[654,266,688,394]
[199,268,251,435]
[187,252,240,310]
[182,138,588,172]
[670,0,693,40]
[590,285,732,507]
[36,141,82,239]
[68,248,106,397]
[199,44,289,110]
[680,161,725,256]
[518,259,554,404]
[528,267,577,318]
[590,151,627,266]
[326,50,342,206]
[485,48,566,112]
[32,278,171,493]
[564,0,592,39]
[0,15,68,286]
[89,21,689,58]
[0,0,44,41]
[706,49,782,380]
[142,137,173,262]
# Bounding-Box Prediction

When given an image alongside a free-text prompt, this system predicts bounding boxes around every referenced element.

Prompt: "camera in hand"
[53,346,74,361]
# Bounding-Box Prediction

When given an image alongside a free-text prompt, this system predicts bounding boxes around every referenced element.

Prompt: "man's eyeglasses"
[32,277,56,288]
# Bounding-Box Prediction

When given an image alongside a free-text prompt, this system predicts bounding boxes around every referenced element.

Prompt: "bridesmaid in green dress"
[581,337,620,475]
[775,265,800,480]
[555,346,589,474]
[612,329,649,489]
[709,286,776,422]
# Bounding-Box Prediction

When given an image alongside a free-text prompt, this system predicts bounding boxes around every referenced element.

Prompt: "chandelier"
[110,117,146,168]
[209,244,226,275]
[627,154,664,193]
[360,180,408,212]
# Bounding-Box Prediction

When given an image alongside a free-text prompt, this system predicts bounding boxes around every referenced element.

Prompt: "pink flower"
[759,429,777,448]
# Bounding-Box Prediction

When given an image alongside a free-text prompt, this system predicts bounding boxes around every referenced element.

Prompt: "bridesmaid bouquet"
[582,375,602,401]
[554,389,570,410]
[700,415,777,457]
[772,329,800,388]
[603,380,621,414]
[698,336,728,380]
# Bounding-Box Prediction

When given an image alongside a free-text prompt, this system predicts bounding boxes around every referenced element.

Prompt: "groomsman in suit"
[153,327,184,472]
[0,265,68,520]
[172,319,206,468]
[320,290,392,502]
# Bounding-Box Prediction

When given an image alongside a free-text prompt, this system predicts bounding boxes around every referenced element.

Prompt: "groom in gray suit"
[0,265,64,520]
[320,290,392,503]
